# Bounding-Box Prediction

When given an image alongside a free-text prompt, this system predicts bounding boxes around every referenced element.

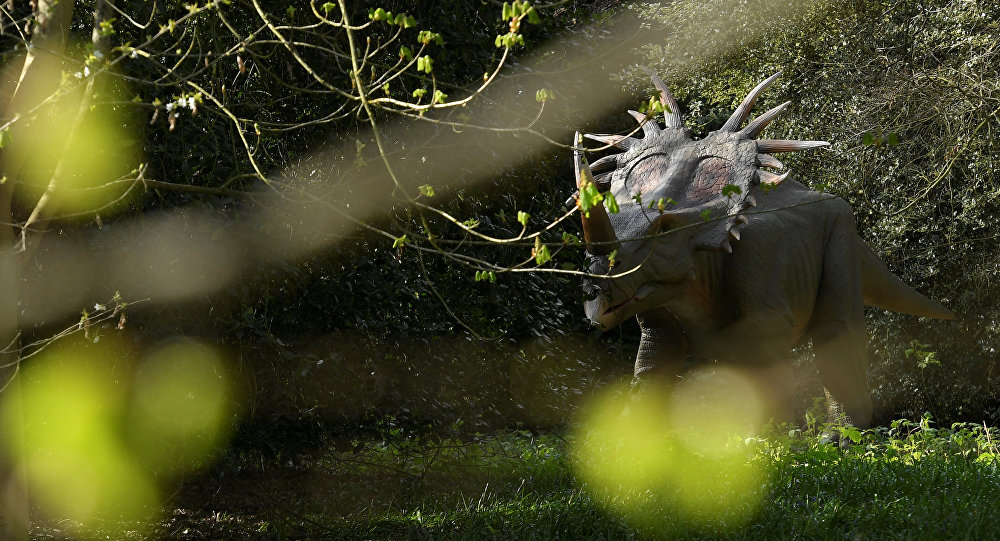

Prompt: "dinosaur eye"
[688,156,732,202]
[624,153,670,198]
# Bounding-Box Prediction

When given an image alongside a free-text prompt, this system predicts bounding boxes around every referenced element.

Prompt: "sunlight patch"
[0,338,235,535]
[2,60,140,218]
[571,366,771,532]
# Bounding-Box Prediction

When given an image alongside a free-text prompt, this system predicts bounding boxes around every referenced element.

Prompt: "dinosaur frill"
[576,69,829,255]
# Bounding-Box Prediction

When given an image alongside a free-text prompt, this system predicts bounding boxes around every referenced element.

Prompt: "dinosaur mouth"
[602,283,660,316]
[605,297,638,315]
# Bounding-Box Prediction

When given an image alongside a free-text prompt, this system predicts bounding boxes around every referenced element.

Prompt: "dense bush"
[633,0,1000,424]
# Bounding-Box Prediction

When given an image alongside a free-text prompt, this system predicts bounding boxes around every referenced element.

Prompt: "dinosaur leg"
[810,206,873,429]
[633,307,687,386]
[813,327,873,428]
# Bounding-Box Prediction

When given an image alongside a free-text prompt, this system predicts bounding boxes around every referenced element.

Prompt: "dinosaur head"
[577,70,829,330]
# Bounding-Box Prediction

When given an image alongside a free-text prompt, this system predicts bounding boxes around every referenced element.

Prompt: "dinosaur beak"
[574,132,619,255]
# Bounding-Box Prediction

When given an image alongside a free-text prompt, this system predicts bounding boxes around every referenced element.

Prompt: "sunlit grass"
[42,414,996,540]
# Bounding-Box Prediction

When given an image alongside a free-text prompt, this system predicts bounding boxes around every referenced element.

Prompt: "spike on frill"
[741,101,791,138]
[590,154,618,173]
[757,154,784,169]
[592,172,612,190]
[628,109,661,137]
[757,140,830,153]
[640,67,683,129]
[721,71,783,132]
[759,169,790,185]
[585,133,638,150]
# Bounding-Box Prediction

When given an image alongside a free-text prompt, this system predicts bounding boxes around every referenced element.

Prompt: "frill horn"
[741,101,791,138]
[641,67,683,129]
[628,110,661,137]
[574,132,619,255]
[757,139,830,153]
[721,71,783,132]
[584,133,637,150]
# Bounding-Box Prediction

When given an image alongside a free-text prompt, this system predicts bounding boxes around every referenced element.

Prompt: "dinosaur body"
[573,72,953,427]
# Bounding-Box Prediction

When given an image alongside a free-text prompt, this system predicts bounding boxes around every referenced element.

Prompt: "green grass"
[33,418,1000,540]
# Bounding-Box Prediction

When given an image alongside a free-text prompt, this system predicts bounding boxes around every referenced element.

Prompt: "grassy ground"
[35,415,1000,540]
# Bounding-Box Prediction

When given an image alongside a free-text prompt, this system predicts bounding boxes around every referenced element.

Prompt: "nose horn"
[574,132,619,255]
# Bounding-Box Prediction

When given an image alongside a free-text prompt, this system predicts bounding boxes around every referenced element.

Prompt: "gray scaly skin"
[573,71,955,428]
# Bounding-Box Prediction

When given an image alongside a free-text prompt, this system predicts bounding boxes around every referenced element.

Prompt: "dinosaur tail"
[859,241,955,320]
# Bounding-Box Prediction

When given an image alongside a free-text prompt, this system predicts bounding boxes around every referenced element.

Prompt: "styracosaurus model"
[572,70,954,427]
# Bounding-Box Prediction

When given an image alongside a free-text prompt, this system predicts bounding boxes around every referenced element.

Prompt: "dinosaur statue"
[572,70,954,428]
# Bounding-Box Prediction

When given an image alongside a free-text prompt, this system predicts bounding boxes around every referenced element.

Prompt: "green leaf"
[700,209,712,222]
[647,96,665,113]
[417,56,434,73]
[418,30,444,46]
[517,210,530,227]
[502,2,512,19]
[533,237,551,265]
[579,181,603,216]
[99,17,117,36]
[605,191,619,213]
[404,15,417,28]
[285,5,296,19]
[887,132,900,147]
[392,235,409,249]
[412,88,427,99]
[418,184,435,197]
[840,426,862,444]
[561,232,580,245]
[535,88,553,102]
[721,184,742,197]
[322,2,336,13]
[373,7,388,20]
[525,6,541,24]
[432,89,447,104]
[607,249,618,268]
[862,132,875,146]
[400,45,412,60]
[394,13,404,26]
